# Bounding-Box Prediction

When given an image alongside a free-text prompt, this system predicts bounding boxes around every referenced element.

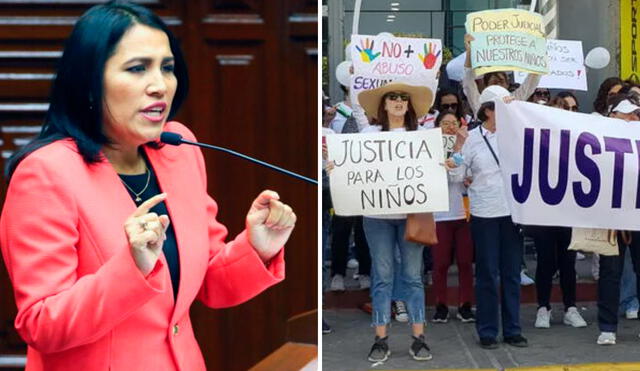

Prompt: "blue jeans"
[620,246,639,314]
[471,215,523,339]
[322,208,331,292]
[392,246,407,301]
[363,217,425,326]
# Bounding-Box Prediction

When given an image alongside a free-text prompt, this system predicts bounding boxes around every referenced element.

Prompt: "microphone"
[160,132,317,185]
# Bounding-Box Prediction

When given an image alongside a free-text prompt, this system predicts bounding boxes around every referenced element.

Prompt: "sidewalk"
[322,304,640,371]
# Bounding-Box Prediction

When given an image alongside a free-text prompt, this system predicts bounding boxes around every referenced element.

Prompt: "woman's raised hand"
[125,193,170,276]
[246,190,296,262]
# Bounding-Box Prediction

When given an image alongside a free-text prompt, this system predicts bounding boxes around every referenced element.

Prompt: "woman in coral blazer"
[0,2,295,370]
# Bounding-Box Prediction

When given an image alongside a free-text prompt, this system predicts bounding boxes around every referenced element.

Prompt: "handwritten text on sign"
[496,100,640,231]
[350,34,442,107]
[326,130,449,216]
[466,9,548,75]
[515,40,587,91]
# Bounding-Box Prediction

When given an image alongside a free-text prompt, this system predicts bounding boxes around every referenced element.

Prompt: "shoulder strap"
[479,126,500,166]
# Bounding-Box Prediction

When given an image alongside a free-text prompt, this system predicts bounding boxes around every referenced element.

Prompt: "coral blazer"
[0,121,285,370]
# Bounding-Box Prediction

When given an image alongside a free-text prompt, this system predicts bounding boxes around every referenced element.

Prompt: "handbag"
[568,228,618,256]
[405,213,438,245]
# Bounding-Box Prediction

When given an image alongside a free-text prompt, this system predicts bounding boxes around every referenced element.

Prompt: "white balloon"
[585,47,611,69]
[446,52,466,82]
[335,61,352,87]
[345,42,352,61]
[376,32,394,39]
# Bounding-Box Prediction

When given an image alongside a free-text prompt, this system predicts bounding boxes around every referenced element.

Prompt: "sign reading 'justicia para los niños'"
[496,100,640,231]
[326,130,449,216]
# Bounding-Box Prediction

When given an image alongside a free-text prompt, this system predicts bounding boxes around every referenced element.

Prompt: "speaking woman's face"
[102,24,177,149]
[384,91,409,118]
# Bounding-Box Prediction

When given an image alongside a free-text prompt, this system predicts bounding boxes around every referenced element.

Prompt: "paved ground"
[322,303,640,371]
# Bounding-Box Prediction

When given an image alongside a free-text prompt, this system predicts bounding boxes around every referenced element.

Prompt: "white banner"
[326,130,449,216]
[496,100,640,230]
[515,39,587,91]
[350,34,441,108]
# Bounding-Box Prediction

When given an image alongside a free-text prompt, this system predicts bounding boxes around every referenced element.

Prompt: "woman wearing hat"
[451,85,529,349]
[357,82,434,363]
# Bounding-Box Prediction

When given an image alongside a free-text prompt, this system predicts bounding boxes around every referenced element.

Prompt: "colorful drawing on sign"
[350,34,442,109]
[355,38,381,63]
[418,42,441,70]
[465,9,548,75]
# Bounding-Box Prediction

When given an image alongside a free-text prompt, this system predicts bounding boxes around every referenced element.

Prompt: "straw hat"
[358,82,434,121]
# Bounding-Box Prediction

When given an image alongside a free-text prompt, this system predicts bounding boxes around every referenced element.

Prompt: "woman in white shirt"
[356,82,434,363]
[454,85,528,349]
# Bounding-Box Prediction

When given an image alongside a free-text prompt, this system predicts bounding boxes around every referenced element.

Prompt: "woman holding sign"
[452,85,529,349]
[357,82,434,363]
[462,33,541,116]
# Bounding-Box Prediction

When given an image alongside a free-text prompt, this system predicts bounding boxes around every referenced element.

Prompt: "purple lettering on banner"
[637,140,640,208]
[511,128,534,203]
[604,136,633,208]
[539,129,570,205]
[572,132,601,208]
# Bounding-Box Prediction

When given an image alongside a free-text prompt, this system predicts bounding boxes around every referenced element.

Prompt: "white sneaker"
[626,309,639,319]
[359,274,371,289]
[563,307,587,327]
[597,332,616,345]
[347,258,359,269]
[535,307,551,328]
[393,301,409,322]
[520,270,535,286]
[330,274,345,291]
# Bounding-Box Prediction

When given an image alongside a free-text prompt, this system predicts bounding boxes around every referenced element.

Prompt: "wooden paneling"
[0,1,318,370]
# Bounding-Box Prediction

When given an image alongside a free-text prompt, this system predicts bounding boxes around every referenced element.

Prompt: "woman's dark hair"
[6,0,189,179]
[546,96,570,110]
[593,77,623,115]
[477,102,495,122]
[557,91,578,105]
[483,71,509,87]
[434,87,464,118]
[373,93,418,131]
[434,110,461,128]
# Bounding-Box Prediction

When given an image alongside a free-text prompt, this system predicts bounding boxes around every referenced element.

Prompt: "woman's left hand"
[246,190,297,262]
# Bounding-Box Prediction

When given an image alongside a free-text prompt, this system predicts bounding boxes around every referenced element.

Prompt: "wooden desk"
[249,342,317,371]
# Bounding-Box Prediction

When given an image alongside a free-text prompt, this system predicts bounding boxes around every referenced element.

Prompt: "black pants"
[330,215,371,276]
[527,226,576,310]
[598,231,640,332]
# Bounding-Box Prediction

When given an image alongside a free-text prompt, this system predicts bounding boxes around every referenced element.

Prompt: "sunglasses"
[386,93,410,101]
[440,103,458,111]
[569,105,579,112]
[534,91,550,97]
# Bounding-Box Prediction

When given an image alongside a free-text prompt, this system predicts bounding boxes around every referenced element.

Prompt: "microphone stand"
[179,138,318,185]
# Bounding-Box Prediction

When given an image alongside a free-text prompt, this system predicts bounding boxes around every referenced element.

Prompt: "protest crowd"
[322,8,640,364]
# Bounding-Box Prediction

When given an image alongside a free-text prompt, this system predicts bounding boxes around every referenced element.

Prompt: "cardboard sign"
[515,39,587,90]
[350,34,442,109]
[496,100,640,231]
[326,130,449,216]
[465,9,548,75]
[442,134,456,159]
